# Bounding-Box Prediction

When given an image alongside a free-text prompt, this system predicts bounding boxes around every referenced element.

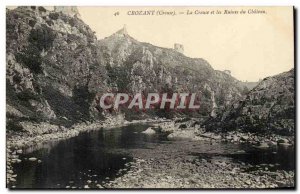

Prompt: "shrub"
[28,19,36,27]
[28,25,56,51]
[6,120,23,132]
[241,86,250,95]
[15,45,43,74]
[49,12,59,20]
[38,6,47,12]
[202,88,211,99]
[46,20,54,26]
[68,17,76,27]
[16,89,39,101]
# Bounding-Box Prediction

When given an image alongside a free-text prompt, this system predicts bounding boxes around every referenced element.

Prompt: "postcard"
[6,6,294,189]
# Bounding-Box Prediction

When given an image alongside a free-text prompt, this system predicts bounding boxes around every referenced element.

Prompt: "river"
[11,123,294,189]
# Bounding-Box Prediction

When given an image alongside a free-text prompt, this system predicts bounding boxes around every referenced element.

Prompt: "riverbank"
[7,117,295,188]
[7,121,101,185]
[154,120,294,148]
[6,117,168,186]
[99,120,293,188]
[103,133,294,189]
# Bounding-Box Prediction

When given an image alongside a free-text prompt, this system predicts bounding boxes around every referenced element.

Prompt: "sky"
[8,6,294,82]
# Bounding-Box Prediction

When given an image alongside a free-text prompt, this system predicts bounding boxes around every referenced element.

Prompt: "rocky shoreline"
[105,156,294,189]
[7,122,99,186]
[153,120,294,148]
[103,120,293,189]
[104,119,295,189]
[7,118,294,188]
[6,117,168,186]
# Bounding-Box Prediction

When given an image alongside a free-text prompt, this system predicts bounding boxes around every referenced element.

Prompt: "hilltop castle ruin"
[54,6,81,18]
[174,43,184,54]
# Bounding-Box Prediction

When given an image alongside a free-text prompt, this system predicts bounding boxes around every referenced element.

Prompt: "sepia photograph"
[5,6,295,189]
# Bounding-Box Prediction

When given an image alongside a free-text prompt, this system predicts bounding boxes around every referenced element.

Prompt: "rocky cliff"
[96,26,248,119]
[6,6,103,130]
[6,6,261,132]
[203,69,295,136]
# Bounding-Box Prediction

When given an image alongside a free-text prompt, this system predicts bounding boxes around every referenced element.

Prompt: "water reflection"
[13,124,157,189]
[11,124,294,189]
[190,142,295,171]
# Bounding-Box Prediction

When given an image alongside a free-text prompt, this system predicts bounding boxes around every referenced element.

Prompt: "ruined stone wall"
[174,43,184,54]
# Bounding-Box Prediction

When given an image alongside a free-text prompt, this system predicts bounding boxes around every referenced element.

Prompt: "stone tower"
[174,43,184,54]
[114,25,129,37]
[121,24,128,35]
[115,25,128,35]
[54,6,81,18]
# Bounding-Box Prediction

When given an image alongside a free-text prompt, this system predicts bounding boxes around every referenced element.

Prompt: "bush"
[106,64,131,90]
[28,25,56,51]
[15,25,56,74]
[241,86,250,95]
[49,12,59,20]
[68,18,76,27]
[6,120,23,132]
[16,89,39,101]
[38,6,47,12]
[15,45,43,74]
[28,19,36,27]
[202,88,211,99]
[46,20,54,26]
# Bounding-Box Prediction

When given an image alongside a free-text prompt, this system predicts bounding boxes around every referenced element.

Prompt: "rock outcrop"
[142,127,156,134]
[6,6,102,129]
[97,27,246,119]
[203,69,295,136]
[54,6,81,18]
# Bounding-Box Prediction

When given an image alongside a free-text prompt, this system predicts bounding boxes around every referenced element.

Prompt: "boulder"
[278,142,292,147]
[277,138,289,144]
[167,130,195,141]
[28,157,37,161]
[142,127,156,135]
[256,142,269,149]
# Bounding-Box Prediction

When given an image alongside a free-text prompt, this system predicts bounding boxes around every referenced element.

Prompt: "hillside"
[96,26,247,118]
[6,6,257,132]
[203,69,295,135]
